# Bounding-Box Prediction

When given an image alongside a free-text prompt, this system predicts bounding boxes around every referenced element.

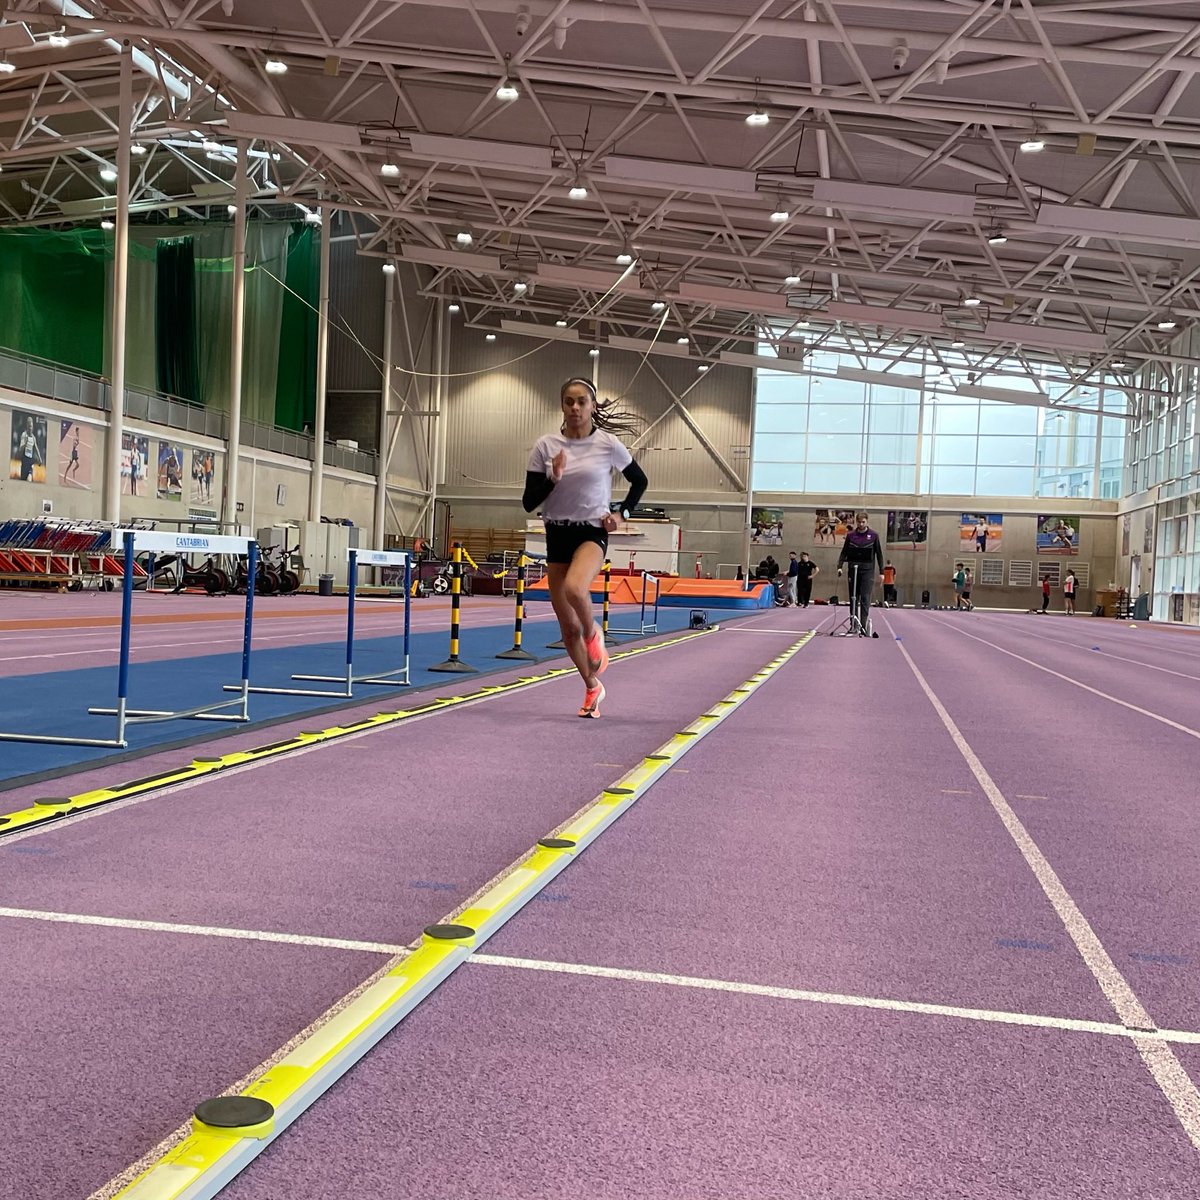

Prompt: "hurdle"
[0,530,258,749]
[607,571,661,636]
[279,548,412,695]
[497,552,544,661]
[430,543,477,674]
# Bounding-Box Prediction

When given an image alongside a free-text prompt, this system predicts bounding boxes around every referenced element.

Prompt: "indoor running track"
[4,606,1200,1200]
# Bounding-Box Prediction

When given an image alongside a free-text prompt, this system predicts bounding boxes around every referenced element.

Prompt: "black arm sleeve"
[619,459,647,513]
[873,535,885,573]
[836,540,847,570]
[522,471,554,513]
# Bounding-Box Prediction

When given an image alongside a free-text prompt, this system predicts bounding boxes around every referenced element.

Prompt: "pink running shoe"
[578,682,605,718]
[586,625,609,675]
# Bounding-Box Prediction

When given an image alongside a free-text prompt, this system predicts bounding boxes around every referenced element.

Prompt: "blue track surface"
[0,607,699,785]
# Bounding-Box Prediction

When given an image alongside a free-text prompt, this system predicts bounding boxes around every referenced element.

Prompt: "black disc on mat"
[34,798,71,807]
[538,837,577,849]
[604,787,635,796]
[424,922,476,940]
[194,1096,274,1129]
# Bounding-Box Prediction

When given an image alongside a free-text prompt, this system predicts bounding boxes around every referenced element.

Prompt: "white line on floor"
[973,619,1200,683]
[725,627,816,634]
[467,953,1200,1044]
[931,618,1200,741]
[0,904,408,956]
[885,615,1200,1151]
[6,902,1200,1050]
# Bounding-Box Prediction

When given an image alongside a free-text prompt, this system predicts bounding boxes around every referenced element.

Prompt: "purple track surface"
[6,605,1200,1199]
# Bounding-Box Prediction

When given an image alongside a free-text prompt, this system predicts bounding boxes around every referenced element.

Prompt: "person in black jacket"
[523,377,647,718]
[836,511,884,636]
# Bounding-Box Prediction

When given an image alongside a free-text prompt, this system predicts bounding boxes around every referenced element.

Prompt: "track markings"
[97,632,815,1200]
[6,904,1199,1052]
[466,953,1200,1046]
[887,615,1200,1152]
[931,617,1200,740]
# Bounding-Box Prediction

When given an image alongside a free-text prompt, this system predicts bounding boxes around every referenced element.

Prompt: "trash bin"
[318,574,334,597]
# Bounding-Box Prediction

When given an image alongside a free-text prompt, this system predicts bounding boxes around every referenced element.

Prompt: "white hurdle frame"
[235,547,412,698]
[0,530,258,749]
[607,571,661,635]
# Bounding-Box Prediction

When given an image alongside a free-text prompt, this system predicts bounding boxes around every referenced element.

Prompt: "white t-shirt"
[527,429,633,523]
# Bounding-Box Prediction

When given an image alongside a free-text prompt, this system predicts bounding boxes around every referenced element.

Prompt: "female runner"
[523,377,647,717]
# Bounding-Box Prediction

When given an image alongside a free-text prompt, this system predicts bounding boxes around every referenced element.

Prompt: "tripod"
[830,562,876,638]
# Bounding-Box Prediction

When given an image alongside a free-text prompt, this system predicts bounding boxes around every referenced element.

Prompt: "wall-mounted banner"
[190,449,218,506]
[9,409,48,484]
[121,433,150,497]
[1036,514,1079,555]
[960,512,1002,554]
[813,507,854,547]
[157,441,185,502]
[1143,511,1155,555]
[750,507,784,545]
[886,509,928,550]
[1121,513,1131,558]
[59,420,92,490]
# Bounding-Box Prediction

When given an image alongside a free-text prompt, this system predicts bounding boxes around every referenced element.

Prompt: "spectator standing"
[796,552,819,608]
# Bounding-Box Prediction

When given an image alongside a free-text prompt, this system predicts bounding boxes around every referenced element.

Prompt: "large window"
[755,347,1129,498]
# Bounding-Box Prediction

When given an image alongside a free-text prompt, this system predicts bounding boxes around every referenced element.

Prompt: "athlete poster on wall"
[813,508,854,546]
[156,441,185,501]
[59,420,92,490]
[190,449,218,506]
[9,409,48,484]
[1143,511,1155,554]
[886,509,928,549]
[1121,513,1131,557]
[121,433,150,497]
[960,512,1002,554]
[1036,514,1079,554]
[750,507,783,544]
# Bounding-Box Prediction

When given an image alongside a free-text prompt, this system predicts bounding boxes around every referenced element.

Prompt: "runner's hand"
[549,449,567,482]
[601,511,621,533]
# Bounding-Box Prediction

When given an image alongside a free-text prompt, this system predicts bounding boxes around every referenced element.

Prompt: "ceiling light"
[512,278,528,294]
[568,178,588,200]
[745,107,769,127]
[963,296,982,307]
[986,230,1008,245]
[485,333,496,342]
[227,204,237,214]
[697,364,709,373]
[1020,135,1045,153]
[792,321,810,330]
[1111,359,1127,369]
[100,219,114,231]
[784,273,801,286]
[1157,317,1178,331]
[588,347,600,357]
[0,59,15,76]
[99,166,118,182]
[555,318,568,327]
[676,336,689,344]
[650,298,666,312]
[382,262,397,275]
[304,210,322,225]
[447,302,461,313]
[130,143,148,156]
[265,58,288,75]
[616,249,634,265]
[49,31,70,48]
[381,163,401,178]
[496,78,519,101]
[769,197,790,223]
[455,229,473,246]
[951,339,965,349]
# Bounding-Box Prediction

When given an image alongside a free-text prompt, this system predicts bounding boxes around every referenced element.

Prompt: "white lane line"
[468,954,1200,1046]
[885,615,1200,1151]
[0,904,407,956]
[931,617,1200,741]
[973,619,1200,683]
[726,627,816,635]
[6,903,1200,1050]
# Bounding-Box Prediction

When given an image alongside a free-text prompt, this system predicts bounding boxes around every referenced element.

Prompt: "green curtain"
[0,229,108,373]
[155,237,200,401]
[274,223,318,431]
[193,224,289,424]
